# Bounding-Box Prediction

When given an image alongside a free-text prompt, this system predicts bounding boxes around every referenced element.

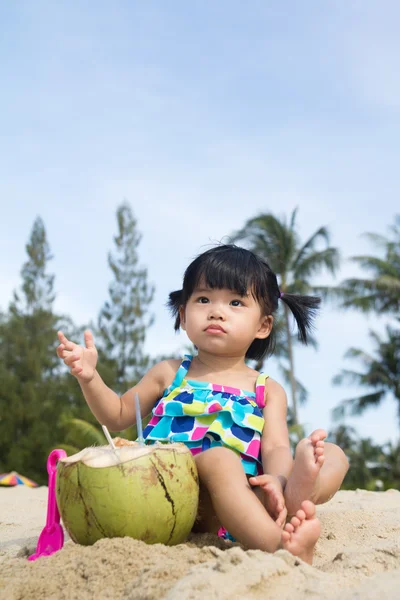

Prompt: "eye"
[230,299,243,307]
[196,296,209,304]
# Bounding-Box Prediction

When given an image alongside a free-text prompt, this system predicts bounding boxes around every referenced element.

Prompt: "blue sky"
[1,1,399,444]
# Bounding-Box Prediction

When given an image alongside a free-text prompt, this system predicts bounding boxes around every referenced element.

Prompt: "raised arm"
[57,330,177,432]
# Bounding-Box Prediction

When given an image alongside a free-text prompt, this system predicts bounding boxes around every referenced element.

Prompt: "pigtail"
[167,290,183,331]
[279,293,321,344]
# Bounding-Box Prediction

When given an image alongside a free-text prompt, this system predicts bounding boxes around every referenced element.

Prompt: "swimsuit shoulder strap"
[170,354,193,389]
[255,373,269,409]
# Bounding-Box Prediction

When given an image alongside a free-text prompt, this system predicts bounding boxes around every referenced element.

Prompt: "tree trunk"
[284,303,298,425]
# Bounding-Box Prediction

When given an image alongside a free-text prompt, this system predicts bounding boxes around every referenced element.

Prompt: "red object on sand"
[28,449,67,561]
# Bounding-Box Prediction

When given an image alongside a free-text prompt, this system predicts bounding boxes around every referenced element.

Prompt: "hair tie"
[279,291,284,299]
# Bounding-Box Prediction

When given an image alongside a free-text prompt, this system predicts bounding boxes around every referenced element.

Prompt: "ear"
[254,315,273,340]
[179,306,186,331]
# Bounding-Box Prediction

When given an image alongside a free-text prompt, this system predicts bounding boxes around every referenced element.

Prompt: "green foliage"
[60,418,105,449]
[233,208,340,423]
[0,208,157,484]
[333,323,400,427]
[333,215,400,314]
[98,203,155,394]
[328,425,399,491]
[0,219,70,485]
[12,217,55,314]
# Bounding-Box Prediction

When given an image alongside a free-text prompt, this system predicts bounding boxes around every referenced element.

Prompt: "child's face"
[179,285,272,357]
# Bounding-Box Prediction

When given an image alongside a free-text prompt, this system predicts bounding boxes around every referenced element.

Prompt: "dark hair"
[168,244,320,361]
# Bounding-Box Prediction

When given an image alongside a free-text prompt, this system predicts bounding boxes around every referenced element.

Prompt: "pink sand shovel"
[28,448,67,561]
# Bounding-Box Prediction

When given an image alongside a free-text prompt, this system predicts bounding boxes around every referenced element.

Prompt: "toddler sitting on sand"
[57,245,349,563]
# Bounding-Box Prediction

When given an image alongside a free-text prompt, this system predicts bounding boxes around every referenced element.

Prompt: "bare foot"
[281,500,320,565]
[284,429,327,516]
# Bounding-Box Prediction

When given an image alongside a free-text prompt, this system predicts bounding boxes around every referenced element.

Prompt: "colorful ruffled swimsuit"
[142,355,269,477]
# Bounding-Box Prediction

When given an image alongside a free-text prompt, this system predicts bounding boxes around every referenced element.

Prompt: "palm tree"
[56,416,152,456]
[328,423,359,455]
[332,324,400,427]
[381,441,400,489]
[335,215,400,314]
[55,418,106,456]
[328,425,387,490]
[233,208,340,423]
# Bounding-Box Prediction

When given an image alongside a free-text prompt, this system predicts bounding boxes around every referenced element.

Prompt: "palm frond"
[289,207,299,231]
[292,226,331,270]
[350,255,400,278]
[293,247,340,280]
[362,232,393,248]
[51,443,80,457]
[232,214,298,274]
[343,347,375,363]
[332,391,386,421]
[278,364,308,405]
[63,418,105,448]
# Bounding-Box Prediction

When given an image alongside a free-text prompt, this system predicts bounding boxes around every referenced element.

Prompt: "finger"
[249,476,267,486]
[276,513,286,528]
[84,330,95,350]
[57,344,73,358]
[264,484,281,502]
[57,331,75,351]
[71,365,83,375]
[64,354,81,367]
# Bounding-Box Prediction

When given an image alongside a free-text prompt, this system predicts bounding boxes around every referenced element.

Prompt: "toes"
[315,441,325,449]
[309,429,327,444]
[315,447,324,457]
[300,500,316,519]
[295,509,306,523]
[317,455,325,466]
[290,517,301,528]
[284,523,294,534]
[281,530,290,543]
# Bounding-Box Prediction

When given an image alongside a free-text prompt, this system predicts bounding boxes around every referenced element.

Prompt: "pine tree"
[0,218,68,484]
[98,203,155,395]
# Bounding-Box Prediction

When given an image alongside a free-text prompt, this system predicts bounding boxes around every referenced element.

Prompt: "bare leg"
[192,482,221,535]
[281,501,321,565]
[194,447,282,552]
[193,475,282,535]
[194,446,320,564]
[285,429,349,516]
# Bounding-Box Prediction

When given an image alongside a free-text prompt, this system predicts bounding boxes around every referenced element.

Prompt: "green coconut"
[56,442,199,546]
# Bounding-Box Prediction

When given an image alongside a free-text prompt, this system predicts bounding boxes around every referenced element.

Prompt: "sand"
[1,486,400,599]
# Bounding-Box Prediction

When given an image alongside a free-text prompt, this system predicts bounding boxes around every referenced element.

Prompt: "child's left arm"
[259,378,293,488]
[249,378,293,525]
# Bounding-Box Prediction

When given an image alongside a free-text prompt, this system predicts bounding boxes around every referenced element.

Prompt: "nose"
[207,304,225,320]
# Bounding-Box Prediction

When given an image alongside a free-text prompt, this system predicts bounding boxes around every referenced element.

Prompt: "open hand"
[56,330,98,383]
[249,474,287,528]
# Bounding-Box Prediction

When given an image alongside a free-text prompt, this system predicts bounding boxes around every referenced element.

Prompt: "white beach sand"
[1,486,399,599]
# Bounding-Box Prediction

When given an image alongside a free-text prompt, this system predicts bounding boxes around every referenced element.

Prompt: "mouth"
[205,325,226,334]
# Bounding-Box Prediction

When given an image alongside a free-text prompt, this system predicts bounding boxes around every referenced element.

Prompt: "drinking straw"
[101,425,119,458]
[135,393,145,446]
